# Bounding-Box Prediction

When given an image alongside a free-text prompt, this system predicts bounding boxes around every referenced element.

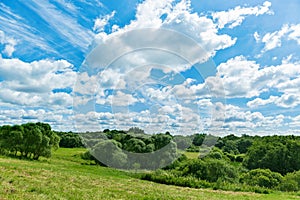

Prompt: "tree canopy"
[0,122,60,159]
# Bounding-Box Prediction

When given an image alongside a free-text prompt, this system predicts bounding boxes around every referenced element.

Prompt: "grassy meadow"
[1,148,300,200]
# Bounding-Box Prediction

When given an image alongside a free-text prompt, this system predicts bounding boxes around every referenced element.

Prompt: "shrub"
[178,158,238,183]
[279,179,298,191]
[279,170,300,191]
[204,158,238,183]
[139,170,212,189]
[240,169,283,188]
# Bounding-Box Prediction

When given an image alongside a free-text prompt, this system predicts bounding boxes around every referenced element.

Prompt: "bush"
[139,170,212,189]
[240,169,283,188]
[279,170,300,191]
[177,158,238,183]
[204,158,238,183]
[279,179,298,191]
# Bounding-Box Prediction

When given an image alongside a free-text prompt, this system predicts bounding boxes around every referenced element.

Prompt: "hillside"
[1,148,299,200]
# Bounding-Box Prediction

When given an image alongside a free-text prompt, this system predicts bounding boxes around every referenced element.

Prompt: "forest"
[1,123,300,193]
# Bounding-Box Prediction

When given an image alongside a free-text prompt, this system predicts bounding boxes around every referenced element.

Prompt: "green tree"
[192,133,206,146]
[91,139,127,168]
[243,137,300,174]
[236,138,253,154]
[124,138,147,153]
[152,133,172,150]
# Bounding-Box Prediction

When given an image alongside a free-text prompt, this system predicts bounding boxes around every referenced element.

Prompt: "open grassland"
[1,148,300,200]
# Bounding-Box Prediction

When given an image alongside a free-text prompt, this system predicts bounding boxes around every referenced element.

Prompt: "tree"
[91,139,127,168]
[56,131,83,148]
[192,133,206,146]
[236,138,253,154]
[0,122,59,160]
[124,138,147,153]
[222,140,239,154]
[152,133,172,150]
[243,137,300,174]
[128,127,145,134]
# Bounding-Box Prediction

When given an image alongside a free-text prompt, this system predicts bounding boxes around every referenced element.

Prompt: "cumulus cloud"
[202,55,300,101]
[0,108,73,131]
[107,91,139,106]
[261,24,290,52]
[93,11,116,33]
[92,0,237,68]
[0,57,76,108]
[0,30,17,57]
[260,23,300,53]
[288,24,300,45]
[212,1,273,29]
[247,96,278,108]
[210,102,287,135]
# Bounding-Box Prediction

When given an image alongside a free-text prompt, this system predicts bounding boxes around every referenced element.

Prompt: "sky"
[0,0,300,136]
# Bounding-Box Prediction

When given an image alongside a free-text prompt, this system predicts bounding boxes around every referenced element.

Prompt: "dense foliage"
[55,131,84,148]
[81,129,178,170]
[243,136,300,174]
[0,122,60,159]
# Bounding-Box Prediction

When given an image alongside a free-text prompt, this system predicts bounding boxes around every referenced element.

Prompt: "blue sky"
[0,0,300,135]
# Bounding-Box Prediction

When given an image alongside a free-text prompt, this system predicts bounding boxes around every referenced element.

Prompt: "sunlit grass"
[1,148,300,199]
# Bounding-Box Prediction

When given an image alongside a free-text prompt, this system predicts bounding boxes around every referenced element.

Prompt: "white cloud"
[216,56,262,98]
[22,0,94,50]
[92,0,237,70]
[210,102,287,135]
[289,115,300,129]
[288,24,300,45]
[52,0,78,13]
[260,24,300,53]
[107,91,139,106]
[80,0,241,134]
[201,55,300,101]
[197,99,213,108]
[0,3,56,55]
[212,1,273,29]
[93,11,116,33]
[275,93,300,108]
[261,24,290,52]
[0,108,73,131]
[254,31,260,42]
[248,79,300,109]
[0,30,17,57]
[247,96,278,108]
[0,57,76,108]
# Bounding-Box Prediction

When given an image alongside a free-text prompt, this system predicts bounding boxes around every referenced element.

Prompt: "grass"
[183,151,200,159]
[1,148,300,199]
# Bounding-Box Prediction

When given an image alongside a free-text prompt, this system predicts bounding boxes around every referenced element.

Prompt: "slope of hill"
[0,148,298,200]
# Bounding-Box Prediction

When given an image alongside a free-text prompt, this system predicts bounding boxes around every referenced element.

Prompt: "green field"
[1,148,300,200]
